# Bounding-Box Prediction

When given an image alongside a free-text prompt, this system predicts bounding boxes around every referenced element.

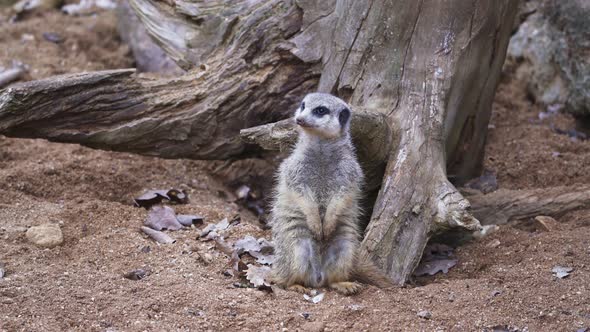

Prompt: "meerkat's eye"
[300,102,305,110]
[312,106,330,117]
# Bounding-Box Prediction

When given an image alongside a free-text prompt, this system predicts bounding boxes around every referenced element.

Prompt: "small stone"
[202,253,213,263]
[26,223,63,248]
[417,310,432,319]
[0,263,5,279]
[473,225,499,239]
[124,269,148,280]
[347,304,363,311]
[21,33,35,42]
[42,32,64,43]
[491,290,501,297]
[487,239,501,248]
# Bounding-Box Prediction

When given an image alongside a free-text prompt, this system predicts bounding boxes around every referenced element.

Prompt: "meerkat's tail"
[351,251,394,288]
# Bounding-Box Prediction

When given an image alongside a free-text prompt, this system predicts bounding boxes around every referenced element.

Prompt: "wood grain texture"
[468,185,590,225]
[0,0,319,159]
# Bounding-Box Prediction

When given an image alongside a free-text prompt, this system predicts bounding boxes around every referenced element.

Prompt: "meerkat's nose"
[296,117,308,127]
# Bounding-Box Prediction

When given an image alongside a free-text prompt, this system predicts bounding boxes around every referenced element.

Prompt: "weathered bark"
[0,0,318,159]
[468,185,590,225]
[0,0,519,285]
[116,0,184,75]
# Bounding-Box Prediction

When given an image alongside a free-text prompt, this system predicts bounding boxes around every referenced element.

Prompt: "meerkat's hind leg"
[322,235,362,295]
[329,281,362,295]
[274,232,323,290]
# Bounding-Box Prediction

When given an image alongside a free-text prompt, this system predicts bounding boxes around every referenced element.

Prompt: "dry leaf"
[465,170,498,194]
[245,264,271,288]
[414,243,457,276]
[134,189,189,208]
[134,190,170,208]
[167,189,189,204]
[233,236,275,265]
[144,205,183,231]
[176,214,204,227]
[414,259,457,276]
[249,250,275,265]
[200,218,230,238]
[552,266,573,279]
[141,226,175,244]
[229,251,248,277]
[214,237,234,256]
[303,292,324,304]
[234,236,259,253]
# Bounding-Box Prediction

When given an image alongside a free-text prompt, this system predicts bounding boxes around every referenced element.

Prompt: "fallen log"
[0,0,319,160]
[467,185,590,225]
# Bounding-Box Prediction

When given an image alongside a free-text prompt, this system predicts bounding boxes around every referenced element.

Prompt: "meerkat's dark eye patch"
[339,108,351,127]
[312,106,330,117]
[300,102,305,110]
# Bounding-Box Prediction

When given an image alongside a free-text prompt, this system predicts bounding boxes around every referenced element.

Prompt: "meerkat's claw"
[287,284,311,294]
[329,282,362,295]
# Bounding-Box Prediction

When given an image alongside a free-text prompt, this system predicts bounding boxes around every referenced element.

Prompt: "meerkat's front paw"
[287,284,311,294]
[329,281,362,295]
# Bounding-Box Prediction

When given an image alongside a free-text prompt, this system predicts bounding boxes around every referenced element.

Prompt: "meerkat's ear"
[339,108,351,127]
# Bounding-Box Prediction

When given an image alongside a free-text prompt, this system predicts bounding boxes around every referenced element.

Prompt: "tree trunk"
[289,0,518,284]
[0,0,519,285]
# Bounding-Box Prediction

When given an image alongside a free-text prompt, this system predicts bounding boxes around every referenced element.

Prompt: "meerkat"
[269,92,391,295]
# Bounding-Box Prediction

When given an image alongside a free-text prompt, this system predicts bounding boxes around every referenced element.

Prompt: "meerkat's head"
[294,93,352,140]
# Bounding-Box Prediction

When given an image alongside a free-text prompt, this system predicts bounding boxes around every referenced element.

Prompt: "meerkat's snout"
[295,117,309,127]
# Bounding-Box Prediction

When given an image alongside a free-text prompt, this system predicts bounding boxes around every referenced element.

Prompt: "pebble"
[42,32,64,44]
[347,304,363,311]
[26,223,63,248]
[487,239,501,248]
[124,269,148,281]
[417,310,432,319]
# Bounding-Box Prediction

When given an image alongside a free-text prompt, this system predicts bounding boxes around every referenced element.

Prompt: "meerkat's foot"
[329,282,362,295]
[287,284,311,294]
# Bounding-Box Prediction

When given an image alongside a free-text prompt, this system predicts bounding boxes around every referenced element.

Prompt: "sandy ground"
[0,7,589,332]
